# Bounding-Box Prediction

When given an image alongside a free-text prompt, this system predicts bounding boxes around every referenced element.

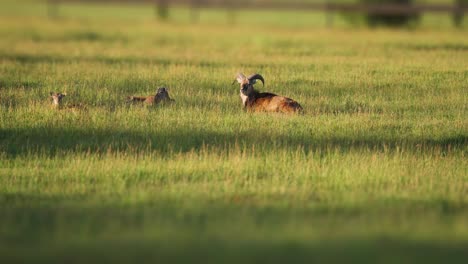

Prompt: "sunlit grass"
[0,0,467,263]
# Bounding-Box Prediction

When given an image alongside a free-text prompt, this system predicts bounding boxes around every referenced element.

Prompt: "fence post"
[227,10,237,25]
[48,0,59,19]
[155,0,169,20]
[226,1,237,25]
[190,0,200,24]
[453,0,465,27]
[326,13,334,28]
[324,1,334,27]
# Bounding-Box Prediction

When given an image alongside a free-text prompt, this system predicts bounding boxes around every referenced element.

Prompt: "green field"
[1,0,467,263]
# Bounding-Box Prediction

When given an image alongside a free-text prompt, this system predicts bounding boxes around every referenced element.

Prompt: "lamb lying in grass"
[50,92,87,111]
[127,87,175,106]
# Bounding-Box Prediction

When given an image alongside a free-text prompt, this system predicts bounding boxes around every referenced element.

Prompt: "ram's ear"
[233,73,247,85]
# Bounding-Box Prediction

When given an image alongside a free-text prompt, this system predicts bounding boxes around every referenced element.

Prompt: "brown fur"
[50,92,87,111]
[246,91,303,113]
[127,87,174,106]
[127,96,147,103]
[235,74,303,114]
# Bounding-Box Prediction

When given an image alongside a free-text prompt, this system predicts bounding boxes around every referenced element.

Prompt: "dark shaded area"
[0,52,282,72]
[1,193,468,264]
[0,52,182,67]
[0,79,43,89]
[364,0,420,27]
[0,52,259,68]
[0,125,465,157]
[399,43,468,52]
[27,30,129,43]
[1,239,467,264]
[2,193,467,229]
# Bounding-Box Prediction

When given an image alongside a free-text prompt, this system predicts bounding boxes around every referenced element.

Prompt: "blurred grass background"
[0,0,467,263]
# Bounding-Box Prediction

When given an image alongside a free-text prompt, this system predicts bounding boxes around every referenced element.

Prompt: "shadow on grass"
[398,43,468,52]
[1,193,468,264]
[0,125,465,157]
[1,237,467,264]
[0,52,282,70]
[1,52,179,66]
[30,30,129,43]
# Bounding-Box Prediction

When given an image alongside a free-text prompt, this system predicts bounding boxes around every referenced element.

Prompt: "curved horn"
[232,73,247,85]
[248,73,264,86]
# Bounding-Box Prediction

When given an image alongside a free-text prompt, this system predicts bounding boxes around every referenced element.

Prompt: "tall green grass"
[0,0,467,263]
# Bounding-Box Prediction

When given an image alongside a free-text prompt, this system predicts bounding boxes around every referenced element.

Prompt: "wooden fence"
[48,0,468,26]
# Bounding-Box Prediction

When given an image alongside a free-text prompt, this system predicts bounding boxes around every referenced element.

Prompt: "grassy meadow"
[0,0,467,263]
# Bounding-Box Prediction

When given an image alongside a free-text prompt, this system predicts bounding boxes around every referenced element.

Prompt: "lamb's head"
[232,73,264,96]
[155,87,173,103]
[50,92,66,106]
